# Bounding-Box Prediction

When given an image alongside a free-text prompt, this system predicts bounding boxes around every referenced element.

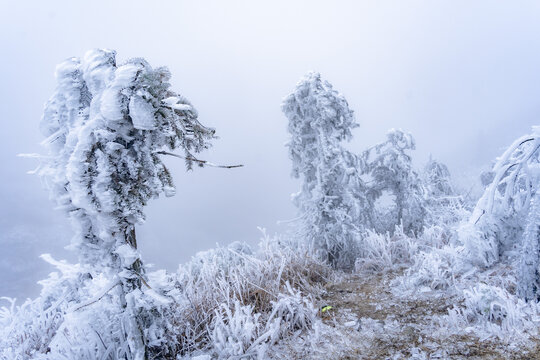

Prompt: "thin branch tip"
[156,151,244,169]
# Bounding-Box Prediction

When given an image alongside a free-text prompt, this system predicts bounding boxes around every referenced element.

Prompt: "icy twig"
[155,151,243,169]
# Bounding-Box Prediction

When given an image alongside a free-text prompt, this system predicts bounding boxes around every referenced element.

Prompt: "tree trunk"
[121,225,148,360]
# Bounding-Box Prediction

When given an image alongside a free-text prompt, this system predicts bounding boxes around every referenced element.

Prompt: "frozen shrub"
[210,301,272,359]
[443,284,540,339]
[209,283,317,359]
[458,221,499,268]
[0,255,82,359]
[267,282,317,336]
[398,247,458,291]
[355,226,416,273]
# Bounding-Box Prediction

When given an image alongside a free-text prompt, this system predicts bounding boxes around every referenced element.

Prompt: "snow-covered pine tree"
[362,129,426,235]
[39,49,215,357]
[282,72,367,270]
[465,127,540,300]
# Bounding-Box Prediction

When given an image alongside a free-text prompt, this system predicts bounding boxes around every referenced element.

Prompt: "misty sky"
[1,0,540,299]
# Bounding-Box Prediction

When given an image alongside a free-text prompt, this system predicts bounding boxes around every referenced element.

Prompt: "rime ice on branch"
[282,72,367,269]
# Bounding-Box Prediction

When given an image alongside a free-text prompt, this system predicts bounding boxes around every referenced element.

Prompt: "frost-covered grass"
[354,227,416,273]
[0,232,331,359]
[164,232,331,358]
[3,222,540,359]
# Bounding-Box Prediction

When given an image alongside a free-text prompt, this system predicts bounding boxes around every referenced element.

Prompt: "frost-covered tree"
[465,127,540,300]
[282,72,367,269]
[38,49,215,357]
[423,156,454,198]
[362,129,426,235]
[422,157,464,230]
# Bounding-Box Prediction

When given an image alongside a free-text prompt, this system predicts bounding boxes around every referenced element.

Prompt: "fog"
[1,0,539,299]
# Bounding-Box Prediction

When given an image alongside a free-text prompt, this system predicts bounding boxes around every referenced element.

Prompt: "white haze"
[1,0,539,299]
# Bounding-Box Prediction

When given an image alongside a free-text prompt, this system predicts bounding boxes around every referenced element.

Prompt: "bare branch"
[70,280,121,312]
[156,151,244,169]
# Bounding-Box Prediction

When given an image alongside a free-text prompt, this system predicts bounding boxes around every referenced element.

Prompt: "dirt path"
[314,272,539,360]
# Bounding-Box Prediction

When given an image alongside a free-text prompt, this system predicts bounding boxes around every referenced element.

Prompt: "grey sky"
[1,0,539,299]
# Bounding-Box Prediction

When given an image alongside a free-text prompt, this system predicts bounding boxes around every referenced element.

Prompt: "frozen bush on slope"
[267,283,318,336]
[209,285,317,359]
[211,301,272,359]
[354,226,417,273]
[0,255,82,359]
[0,257,135,360]
[390,220,471,293]
[178,235,328,314]
[441,283,540,341]
[397,246,460,291]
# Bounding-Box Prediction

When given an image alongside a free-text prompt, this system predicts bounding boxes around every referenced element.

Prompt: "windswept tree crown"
[39,49,215,270]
